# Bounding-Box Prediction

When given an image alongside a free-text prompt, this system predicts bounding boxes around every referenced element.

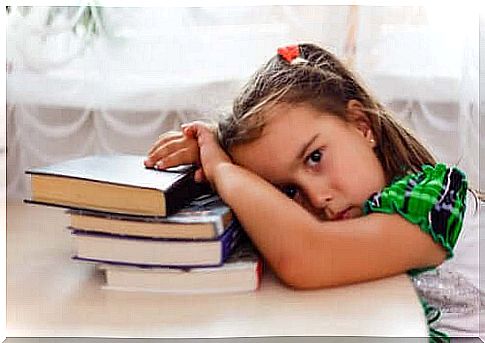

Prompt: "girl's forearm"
[211,163,446,289]
[212,162,317,276]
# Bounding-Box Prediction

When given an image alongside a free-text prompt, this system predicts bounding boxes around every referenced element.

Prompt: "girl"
[144,43,482,340]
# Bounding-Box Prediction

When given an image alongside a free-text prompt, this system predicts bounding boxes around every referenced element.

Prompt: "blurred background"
[5,4,481,200]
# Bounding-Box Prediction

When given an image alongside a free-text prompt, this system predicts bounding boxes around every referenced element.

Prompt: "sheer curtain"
[355,5,479,188]
[6,5,480,199]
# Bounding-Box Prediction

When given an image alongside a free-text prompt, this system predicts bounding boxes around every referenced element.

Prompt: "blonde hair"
[218,43,436,183]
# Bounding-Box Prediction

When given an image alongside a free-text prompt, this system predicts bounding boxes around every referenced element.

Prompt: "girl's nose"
[305,183,333,209]
[309,192,332,209]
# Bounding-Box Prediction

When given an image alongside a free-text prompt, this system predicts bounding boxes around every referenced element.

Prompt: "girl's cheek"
[295,197,318,218]
[293,194,313,213]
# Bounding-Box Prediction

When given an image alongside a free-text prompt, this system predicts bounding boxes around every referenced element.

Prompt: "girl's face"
[230,103,387,221]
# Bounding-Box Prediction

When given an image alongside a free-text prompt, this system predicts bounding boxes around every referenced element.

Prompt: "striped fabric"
[363,163,468,260]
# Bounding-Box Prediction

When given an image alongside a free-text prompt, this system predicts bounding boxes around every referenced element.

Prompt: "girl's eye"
[306,149,323,167]
[281,185,298,199]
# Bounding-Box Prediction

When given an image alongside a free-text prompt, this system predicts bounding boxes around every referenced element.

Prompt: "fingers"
[147,131,183,156]
[181,125,196,138]
[145,130,198,168]
[194,168,206,183]
[145,122,215,170]
[181,121,216,139]
[145,136,199,168]
[182,123,215,145]
[153,147,199,170]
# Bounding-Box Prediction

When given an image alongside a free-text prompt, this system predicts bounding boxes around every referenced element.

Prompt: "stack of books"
[25,154,262,293]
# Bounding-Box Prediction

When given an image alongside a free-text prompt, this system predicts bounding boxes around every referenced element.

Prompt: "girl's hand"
[144,126,206,182]
[181,121,233,188]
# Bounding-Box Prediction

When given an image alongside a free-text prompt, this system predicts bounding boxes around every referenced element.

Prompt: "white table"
[7,202,428,338]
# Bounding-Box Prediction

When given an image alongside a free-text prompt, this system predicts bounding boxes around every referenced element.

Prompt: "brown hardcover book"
[25,154,209,216]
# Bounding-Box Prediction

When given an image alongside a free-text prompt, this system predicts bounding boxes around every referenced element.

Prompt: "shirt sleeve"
[362,163,468,260]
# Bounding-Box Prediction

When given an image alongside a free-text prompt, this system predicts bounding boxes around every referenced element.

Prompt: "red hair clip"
[277,45,300,63]
[277,45,307,65]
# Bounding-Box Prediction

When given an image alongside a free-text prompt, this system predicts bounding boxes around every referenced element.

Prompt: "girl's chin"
[344,206,363,220]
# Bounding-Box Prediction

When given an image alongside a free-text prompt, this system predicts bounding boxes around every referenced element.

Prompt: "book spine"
[164,174,212,216]
[212,218,226,237]
[72,256,224,269]
[69,227,224,242]
[220,221,243,263]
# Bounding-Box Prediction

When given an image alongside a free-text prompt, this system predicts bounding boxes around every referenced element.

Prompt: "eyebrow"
[296,133,319,161]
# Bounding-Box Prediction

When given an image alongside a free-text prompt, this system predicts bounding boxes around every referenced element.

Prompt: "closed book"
[25,154,209,216]
[71,220,242,267]
[68,194,233,240]
[98,240,262,294]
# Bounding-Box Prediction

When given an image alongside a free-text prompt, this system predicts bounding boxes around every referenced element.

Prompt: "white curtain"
[6,5,480,199]
[481,13,485,192]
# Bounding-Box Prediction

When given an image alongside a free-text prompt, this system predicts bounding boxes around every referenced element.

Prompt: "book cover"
[71,220,242,267]
[97,238,263,294]
[25,154,210,216]
[68,193,233,239]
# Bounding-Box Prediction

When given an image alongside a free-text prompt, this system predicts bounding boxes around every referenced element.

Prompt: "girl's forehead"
[230,105,347,182]
[260,103,345,138]
[264,102,342,122]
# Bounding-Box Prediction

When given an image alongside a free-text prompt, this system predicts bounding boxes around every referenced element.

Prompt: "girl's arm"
[213,162,447,289]
[183,122,448,289]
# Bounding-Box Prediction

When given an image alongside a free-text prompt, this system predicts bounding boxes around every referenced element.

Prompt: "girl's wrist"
[211,161,239,196]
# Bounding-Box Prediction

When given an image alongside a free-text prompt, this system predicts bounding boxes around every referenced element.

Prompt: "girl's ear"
[346,99,376,147]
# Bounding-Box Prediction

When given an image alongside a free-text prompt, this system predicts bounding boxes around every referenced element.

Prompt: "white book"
[98,241,262,294]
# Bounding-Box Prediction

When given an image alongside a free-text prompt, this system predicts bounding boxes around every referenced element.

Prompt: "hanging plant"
[7,4,105,71]
[7,4,104,38]
[45,5,104,37]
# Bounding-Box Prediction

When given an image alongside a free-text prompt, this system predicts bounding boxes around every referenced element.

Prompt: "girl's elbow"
[413,233,448,270]
[420,244,447,269]
[272,253,304,289]
[274,254,331,290]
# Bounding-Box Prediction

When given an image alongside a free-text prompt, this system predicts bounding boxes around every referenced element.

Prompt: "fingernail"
[156,161,164,169]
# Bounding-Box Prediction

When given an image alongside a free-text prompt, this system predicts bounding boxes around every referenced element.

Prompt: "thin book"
[68,194,233,240]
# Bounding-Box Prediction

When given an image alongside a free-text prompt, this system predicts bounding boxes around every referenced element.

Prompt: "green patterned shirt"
[363,163,467,261]
[362,163,468,342]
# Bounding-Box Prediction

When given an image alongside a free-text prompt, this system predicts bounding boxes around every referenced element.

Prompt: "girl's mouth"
[335,207,353,221]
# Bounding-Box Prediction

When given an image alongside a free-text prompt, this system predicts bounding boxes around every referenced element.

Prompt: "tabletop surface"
[7,202,428,338]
